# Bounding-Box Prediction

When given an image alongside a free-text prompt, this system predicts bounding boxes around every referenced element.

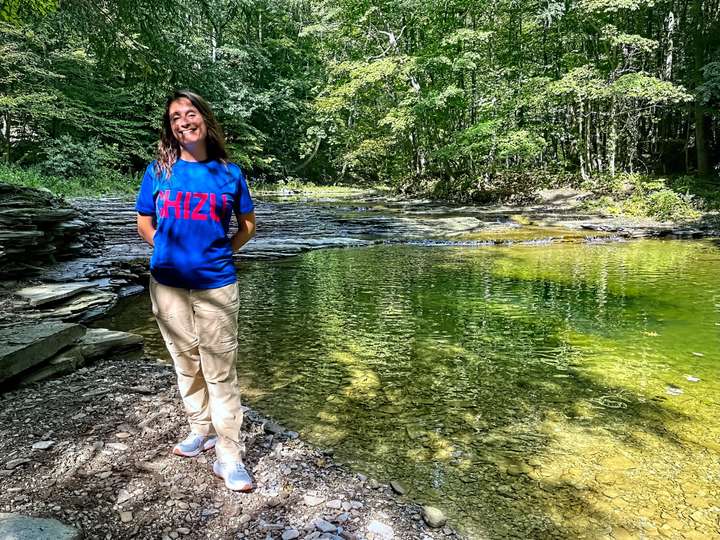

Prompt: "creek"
[97,195,720,539]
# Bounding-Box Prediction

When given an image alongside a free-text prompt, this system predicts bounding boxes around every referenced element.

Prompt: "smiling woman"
[135,90,256,493]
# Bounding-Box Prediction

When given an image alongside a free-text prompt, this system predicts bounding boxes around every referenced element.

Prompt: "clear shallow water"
[100,239,720,539]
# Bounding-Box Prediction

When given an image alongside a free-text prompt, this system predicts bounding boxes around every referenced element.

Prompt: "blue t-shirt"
[135,159,254,290]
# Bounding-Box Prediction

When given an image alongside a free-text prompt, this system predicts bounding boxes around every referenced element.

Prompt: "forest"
[1,0,718,203]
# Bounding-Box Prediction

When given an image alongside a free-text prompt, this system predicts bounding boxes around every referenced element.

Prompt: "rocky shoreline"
[0,356,459,540]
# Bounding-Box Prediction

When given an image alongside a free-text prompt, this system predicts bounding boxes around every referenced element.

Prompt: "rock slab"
[0,322,85,384]
[15,282,96,307]
[78,328,143,359]
[0,513,81,539]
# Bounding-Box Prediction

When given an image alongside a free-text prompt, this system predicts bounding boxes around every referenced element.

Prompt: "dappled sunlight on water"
[99,240,720,539]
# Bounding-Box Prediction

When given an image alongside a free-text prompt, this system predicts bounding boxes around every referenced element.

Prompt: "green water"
[102,239,720,539]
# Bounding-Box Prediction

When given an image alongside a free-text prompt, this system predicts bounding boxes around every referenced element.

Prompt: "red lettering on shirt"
[163,190,182,219]
[209,193,220,222]
[191,192,208,221]
[221,194,228,219]
[183,191,191,220]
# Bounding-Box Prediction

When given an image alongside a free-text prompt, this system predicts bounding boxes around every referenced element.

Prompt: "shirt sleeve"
[135,163,156,216]
[234,167,255,215]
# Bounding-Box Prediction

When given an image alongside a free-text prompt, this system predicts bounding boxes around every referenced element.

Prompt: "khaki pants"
[149,277,244,462]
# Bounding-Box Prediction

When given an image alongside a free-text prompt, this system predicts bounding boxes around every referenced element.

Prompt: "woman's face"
[168,97,208,149]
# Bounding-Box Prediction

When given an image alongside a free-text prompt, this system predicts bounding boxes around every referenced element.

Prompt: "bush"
[581,173,701,222]
[40,136,122,179]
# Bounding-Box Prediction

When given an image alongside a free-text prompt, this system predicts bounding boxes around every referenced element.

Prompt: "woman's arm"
[231,211,256,251]
[137,213,156,247]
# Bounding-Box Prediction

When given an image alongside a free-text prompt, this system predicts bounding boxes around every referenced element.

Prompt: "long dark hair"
[155,90,228,179]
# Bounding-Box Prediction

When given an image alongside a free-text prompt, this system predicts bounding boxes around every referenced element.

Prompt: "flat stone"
[367,520,394,539]
[314,518,336,533]
[0,322,85,383]
[44,290,117,321]
[119,511,133,523]
[4,458,31,470]
[421,506,447,528]
[77,328,143,360]
[106,443,129,452]
[303,494,325,506]
[389,480,406,495]
[31,440,55,450]
[0,513,81,539]
[282,529,300,540]
[15,282,96,307]
[116,489,133,504]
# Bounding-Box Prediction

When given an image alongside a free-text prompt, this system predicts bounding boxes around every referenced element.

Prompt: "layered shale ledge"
[0,321,142,388]
[0,183,102,279]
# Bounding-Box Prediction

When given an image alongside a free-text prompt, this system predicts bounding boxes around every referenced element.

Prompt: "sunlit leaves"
[608,73,691,104]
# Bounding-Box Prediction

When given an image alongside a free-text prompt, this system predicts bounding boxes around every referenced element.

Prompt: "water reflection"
[99,240,720,539]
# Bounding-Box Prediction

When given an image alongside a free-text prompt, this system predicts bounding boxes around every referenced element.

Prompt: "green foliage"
[39,136,121,179]
[0,163,138,197]
[0,0,717,202]
[697,62,720,107]
[608,74,692,103]
[583,174,701,221]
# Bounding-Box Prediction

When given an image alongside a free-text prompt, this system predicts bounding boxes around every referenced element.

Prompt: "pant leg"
[149,278,214,436]
[191,282,244,462]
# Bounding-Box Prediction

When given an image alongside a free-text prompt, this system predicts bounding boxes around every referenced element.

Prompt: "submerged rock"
[421,506,447,528]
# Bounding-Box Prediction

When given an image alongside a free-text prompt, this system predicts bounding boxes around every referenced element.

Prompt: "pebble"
[177,501,189,510]
[421,506,447,528]
[31,440,55,450]
[119,511,133,523]
[389,481,406,495]
[116,489,132,504]
[177,528,190,535]
[106,442,129,452]
[282,529,300,540]
[115,432,131,439]
[326,499,342,509]
[314,518,336,533]
[303,494,326,506]
[367,519,394,539]
[368,479,381,490]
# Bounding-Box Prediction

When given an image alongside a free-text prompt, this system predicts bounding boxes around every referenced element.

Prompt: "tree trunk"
[3,113,9,164]
[608,99,617,177]
[692,0,709,176]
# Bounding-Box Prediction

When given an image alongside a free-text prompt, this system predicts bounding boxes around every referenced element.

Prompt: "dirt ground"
[0,354,461,540]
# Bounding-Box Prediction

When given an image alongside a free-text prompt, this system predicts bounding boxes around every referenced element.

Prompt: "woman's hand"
[231,211,256,251]
[137,213,156,247]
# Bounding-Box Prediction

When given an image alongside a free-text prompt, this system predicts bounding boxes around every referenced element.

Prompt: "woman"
[136,90,256,492]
